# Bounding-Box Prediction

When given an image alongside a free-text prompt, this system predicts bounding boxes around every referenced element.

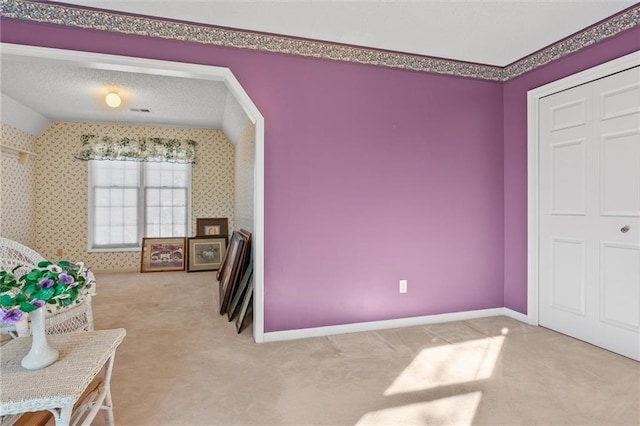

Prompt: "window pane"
[161,206,172,222]
[110,209,124,226]
[90,161,140,248]
[93,168,110,185]
[124,226,138,244]
[95,226,110,245]
[124,207,137,225]
[146,223,160,238]
[95,207,110,225]
[145,163,161,186]
[90,161,189,249]
[146,188,159,206]
[173,223,185,236]
[125,169,138,185]
[173,190,186,206]
[110,226,123,242]
[144,162,188,237]
[110,189,124,207]
[95,188,110,207]
[124,189,137,206]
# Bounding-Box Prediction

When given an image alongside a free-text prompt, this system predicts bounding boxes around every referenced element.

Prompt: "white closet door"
[591,67,640,359]
[539,66,640,360]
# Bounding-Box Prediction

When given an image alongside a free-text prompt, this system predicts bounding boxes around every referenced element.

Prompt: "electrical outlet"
[399,279,407,294]
[56,248,63,257]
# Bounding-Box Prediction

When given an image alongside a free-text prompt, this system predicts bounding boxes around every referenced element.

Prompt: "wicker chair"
[0,237,96,337]
[0,238,100,426]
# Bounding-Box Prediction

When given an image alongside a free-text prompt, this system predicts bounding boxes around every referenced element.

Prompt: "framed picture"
[196,218,229,237]
[228,259,253,321]
[223,229,252,312]
[140,237,186,273]
[187,236,227,272]
[236,276,254,334]
[218,231,245,314]
[220,230,252,315]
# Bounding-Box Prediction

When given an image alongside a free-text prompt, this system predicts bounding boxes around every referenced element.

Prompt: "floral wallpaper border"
[0,0,638,81]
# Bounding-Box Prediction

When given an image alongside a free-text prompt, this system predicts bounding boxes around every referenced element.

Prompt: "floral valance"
[75,135,197,163]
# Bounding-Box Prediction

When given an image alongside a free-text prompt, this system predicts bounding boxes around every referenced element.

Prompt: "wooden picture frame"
[187,236,227,272]
[140,237,186,273]
[196,218,229,238]
[216,240,230,281]
[235,276,254,334]
[220,230,252,315]
[228,260,253,321]
[218,231,245,314]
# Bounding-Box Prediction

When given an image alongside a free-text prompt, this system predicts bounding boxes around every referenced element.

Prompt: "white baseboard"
[263,307,529,343]
[90,267,140,274]
[503,307,530,324]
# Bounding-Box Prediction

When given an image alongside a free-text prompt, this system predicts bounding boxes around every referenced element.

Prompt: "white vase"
[21,307,59,370]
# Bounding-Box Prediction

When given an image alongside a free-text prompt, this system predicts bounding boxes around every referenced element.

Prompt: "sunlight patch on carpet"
[356,391,483,426]
[384,336,504,395]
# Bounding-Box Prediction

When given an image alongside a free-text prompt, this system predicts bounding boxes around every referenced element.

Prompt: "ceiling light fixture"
[105,91,121,108]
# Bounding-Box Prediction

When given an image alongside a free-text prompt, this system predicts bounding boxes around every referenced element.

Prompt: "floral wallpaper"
[0,123,36,247]
[234,119,255,234]
[33,121,234,271]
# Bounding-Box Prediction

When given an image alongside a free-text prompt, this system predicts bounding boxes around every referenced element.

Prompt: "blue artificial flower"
[39,277,55,289]
[1,308,23,324]
[59,273,74,285]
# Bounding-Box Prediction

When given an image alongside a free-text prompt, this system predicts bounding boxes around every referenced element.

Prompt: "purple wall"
[503,28,640,314]
[2,19,505,332]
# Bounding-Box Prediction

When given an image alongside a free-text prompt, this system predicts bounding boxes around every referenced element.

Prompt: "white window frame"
[87,161,192,252]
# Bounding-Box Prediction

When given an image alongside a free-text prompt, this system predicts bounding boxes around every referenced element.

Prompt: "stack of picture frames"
[186,218,229,272]
[217,229,253,333]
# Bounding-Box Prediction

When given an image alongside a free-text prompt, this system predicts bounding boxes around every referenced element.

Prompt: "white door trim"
[0,43,267,342]
[526,50,640,326]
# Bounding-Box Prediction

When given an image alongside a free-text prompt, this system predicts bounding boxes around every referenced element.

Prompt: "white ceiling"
[61,0,636,67]
[0,1,635,135]
[1,55,230,130]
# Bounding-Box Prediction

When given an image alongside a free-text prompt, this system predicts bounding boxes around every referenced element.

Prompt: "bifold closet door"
[539,66,640,361]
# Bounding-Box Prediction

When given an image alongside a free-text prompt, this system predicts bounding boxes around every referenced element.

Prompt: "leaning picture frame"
[218,231,245,314]
[228,260,253,321]
[235,276,254,334]
[196,218,229,238]
[140,237,186,273]
[222,229,251,315]
[187,236,227,272]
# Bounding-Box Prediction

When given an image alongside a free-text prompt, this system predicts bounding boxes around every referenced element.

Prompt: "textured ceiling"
[60,0,636,67]
[1,55,229,130]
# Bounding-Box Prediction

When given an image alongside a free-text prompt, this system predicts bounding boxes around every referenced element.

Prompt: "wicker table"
[0,328,126,426]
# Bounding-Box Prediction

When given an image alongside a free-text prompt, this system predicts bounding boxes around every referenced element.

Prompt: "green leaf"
[26,270,43,281]
[19,302,36,313]
[37,260,52,268]
[34,287,55,301]
[0,294,15,308]
[67,287,78,302]
[23,283,38,296]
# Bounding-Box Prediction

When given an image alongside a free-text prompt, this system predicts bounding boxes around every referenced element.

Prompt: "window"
[89,161,191,250]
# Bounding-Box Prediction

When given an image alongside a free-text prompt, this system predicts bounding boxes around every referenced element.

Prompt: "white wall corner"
[1,93,50,136]
[221,90,248,146]
[503,308,529,324]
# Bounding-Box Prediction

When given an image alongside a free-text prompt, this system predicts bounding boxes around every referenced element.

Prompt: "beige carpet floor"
[89,271,639,426]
